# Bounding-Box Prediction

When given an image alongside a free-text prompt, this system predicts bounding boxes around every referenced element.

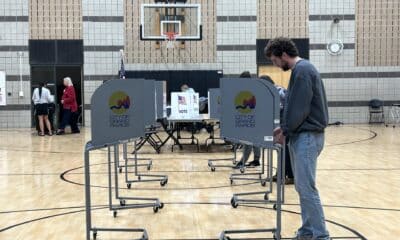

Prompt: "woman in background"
[56,77,80,135]
[32,82,53,136]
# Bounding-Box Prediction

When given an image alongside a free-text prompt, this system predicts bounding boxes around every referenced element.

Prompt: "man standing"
[265,37,330,240]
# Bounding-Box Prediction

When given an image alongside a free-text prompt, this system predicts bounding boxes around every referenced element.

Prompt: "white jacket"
[32,87,53,104]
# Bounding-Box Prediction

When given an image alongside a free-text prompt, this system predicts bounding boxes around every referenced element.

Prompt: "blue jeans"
[59,109,79,132]
[241,145,261,163]
[289,132,330,240]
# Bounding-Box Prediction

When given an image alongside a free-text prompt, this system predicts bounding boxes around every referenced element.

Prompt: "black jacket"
[282,60,329,136]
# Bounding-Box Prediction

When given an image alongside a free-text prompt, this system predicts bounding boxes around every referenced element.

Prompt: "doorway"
[30,65,83,129]
[258,65,291,88]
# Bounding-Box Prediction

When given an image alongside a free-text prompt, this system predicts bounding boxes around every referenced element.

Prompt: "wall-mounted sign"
[0,71,5,106]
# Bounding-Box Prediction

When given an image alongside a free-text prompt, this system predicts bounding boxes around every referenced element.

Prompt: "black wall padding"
[29,40,83,65]
[257,38,309,65]
[125,70,223,102]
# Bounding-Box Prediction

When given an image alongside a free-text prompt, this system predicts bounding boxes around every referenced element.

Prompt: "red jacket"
[62,86,78,112]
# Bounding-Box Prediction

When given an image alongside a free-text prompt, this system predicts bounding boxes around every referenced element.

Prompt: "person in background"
[259,75,294,185]
[56,77,80,135]
[180,84,195,93]
[233,71,261,169]
[265,37,330,240]
[32,82,53,136]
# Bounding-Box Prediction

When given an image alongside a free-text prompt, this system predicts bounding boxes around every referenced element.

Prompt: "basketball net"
[164,32,178,49]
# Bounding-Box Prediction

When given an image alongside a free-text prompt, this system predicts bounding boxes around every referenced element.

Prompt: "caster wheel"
[120,200,126,206]
[264,194,269,200]
[230,198,238,208]
[93,232,97,239]
[211,167,216,172]
[153,206,159,213]
[160,179,167,187]
[147,165,152,171]
[138,176,142,181]
[273,204,277,210]
[240,168,245,173]
[127,183,131,189]
[230,179,233,185]
[261,181,266,187]
[140,233,148,240]
[119,167,122,173]
[159,202,164,209]
[113,211,117,218]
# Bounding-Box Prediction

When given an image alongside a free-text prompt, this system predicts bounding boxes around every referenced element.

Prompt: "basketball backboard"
[140,3,202,41]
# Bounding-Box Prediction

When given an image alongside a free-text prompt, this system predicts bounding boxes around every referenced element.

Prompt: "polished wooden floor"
[0,125,399,240]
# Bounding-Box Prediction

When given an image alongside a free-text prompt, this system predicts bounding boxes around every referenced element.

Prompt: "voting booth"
[144,80,157,126]
[85,79,164,240]
[90,79,146,146]
[170,92,200,119]
[220,78,280,148]
[218,78,284,240]
[155,81,167,119]
[208,88,221,119]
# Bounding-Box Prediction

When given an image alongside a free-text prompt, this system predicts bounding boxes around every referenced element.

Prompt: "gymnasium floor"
[0,125,399,240]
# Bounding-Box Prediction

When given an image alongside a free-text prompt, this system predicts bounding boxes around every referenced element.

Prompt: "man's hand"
[273,127,285,145]
[61,100,64,104]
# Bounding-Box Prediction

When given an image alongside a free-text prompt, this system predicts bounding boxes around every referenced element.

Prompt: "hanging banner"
[0,71,5,106]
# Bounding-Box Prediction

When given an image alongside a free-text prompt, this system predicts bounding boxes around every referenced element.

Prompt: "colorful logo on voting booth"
[109,91,131,115]
[235,91,256,114]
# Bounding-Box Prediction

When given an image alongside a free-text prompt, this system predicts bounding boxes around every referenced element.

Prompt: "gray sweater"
[282,59,329,136]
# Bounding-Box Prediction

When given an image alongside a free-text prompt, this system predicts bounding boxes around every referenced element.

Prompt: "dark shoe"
[232,162,245,169]
[56,130,65,135]
[246,160,260,167]
[71,130,80,134]
[38,132,45,137]
[273,175,295,185]
[285,178,295,185]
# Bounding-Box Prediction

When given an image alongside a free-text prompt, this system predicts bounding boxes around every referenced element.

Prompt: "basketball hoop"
[164,31,178,49]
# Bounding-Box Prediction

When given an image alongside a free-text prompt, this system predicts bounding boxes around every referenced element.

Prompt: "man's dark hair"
[264,37,299,58]
[259,75,275,85]
[239,71,251,78]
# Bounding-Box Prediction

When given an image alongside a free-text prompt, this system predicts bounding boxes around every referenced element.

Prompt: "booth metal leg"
[84,143,150,240]
[208,145,239,171]
[110,144,164,216]
[219,145,284,240]
[117,143,152,173]
[125,141,168,188]
[229,149,270,186]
